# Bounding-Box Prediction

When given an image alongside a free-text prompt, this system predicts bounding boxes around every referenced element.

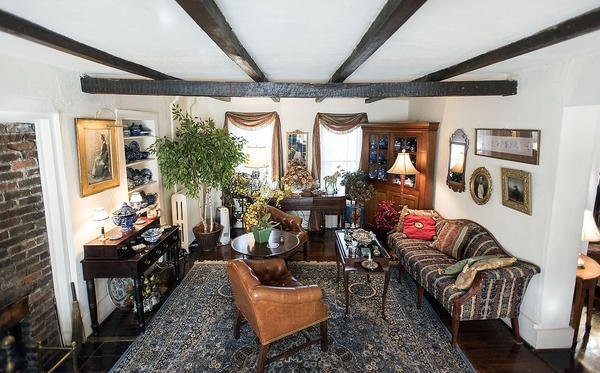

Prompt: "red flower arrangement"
[374,200,400,231]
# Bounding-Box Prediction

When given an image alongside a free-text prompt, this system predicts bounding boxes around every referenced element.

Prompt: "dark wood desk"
[81,221,181,335]
[572,254,600,347]
[280,195,346,231]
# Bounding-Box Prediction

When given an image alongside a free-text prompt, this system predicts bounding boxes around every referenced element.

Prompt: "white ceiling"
[0,0,599,84]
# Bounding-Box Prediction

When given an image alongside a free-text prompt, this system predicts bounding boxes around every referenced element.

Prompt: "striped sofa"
[387,218,540,347]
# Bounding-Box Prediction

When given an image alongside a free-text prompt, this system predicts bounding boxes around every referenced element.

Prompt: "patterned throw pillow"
[402,214,436,240]
[453,257,517,290]
[394,206,442,237]
[429,220,472,259]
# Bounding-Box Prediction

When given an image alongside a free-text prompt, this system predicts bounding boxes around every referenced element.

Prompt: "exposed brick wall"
[0,123,59,371]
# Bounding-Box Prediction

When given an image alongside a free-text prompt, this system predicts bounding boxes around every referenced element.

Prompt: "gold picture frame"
[469,167,492,205]
[501,168,532,215]
[286,130,308,165]
[75,118,120,197]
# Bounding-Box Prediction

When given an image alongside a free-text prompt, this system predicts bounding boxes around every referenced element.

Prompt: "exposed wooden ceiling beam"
[175,0,279,102]
[366,6,600,103]
[316,0,426,103]
[81,76,517,98]
[0,9,230,102]
[0,9,176,80]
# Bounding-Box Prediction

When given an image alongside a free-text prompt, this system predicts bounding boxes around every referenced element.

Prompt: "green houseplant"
[149,105,246,249]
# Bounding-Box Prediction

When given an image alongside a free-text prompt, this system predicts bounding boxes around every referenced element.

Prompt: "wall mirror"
[446,129,468,192]
[287,130,308,165]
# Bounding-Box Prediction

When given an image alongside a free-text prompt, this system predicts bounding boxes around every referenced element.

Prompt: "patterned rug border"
[112,261,475,372]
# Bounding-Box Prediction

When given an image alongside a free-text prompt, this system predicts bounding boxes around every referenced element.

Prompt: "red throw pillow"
[402,214,436,240]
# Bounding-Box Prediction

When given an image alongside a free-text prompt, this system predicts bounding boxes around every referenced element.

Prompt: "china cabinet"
[360,122,438,224]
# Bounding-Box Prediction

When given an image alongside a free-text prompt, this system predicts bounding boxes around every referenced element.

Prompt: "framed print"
[75,118,120,197]
[469,167,492,205]
[475,129,540,165]
[501,168,532,215]
[287,130,308,165]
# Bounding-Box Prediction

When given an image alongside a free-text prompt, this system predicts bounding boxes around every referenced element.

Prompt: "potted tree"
[340,170,375,227]
[150,105,246,250]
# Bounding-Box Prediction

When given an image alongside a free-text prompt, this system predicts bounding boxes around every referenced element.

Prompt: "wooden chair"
[225,258,328,373]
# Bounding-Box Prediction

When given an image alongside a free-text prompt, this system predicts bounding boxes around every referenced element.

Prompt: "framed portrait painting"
[469,167,492,205]
[501,168,532,215]
[75,118,120,197]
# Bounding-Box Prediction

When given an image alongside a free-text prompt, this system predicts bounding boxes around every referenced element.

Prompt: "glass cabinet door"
[367,134,388,182]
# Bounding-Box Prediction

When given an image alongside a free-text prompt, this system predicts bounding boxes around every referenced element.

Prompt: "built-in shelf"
[124,135,155,140]
[128,180,157,193]
[125,158,156,167]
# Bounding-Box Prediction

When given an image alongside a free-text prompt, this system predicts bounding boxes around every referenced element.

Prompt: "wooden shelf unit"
[360,122,438,224]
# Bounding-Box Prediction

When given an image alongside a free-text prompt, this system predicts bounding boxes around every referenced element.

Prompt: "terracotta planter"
[193,223,223,252]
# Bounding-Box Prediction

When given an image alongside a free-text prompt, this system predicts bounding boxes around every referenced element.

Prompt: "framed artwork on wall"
[475,129,540,165]
[286,130,308,165]
[75,118,120,197]
[469,167,492,205]
[501,167,532,215]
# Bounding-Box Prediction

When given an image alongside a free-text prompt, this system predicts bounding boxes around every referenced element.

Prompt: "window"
[228,122,274,179]
[319,126,362,188]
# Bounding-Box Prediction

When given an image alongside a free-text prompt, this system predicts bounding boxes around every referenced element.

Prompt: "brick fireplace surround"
[0,123,60,371]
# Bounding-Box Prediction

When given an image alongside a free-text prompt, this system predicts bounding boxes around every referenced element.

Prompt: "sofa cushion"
[454,257,517,290]
[461,228,505,260]
[393,206,441,236]
[441,254,501,275]
[429,220,472,259]
[402,214,436,240]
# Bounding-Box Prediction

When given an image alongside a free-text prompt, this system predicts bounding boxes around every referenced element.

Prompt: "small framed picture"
[469,167,492,205]
[501,168,532,215]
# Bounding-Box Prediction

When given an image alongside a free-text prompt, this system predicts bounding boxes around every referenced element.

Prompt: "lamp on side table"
[92,207,109,241]
[387,149,419,206]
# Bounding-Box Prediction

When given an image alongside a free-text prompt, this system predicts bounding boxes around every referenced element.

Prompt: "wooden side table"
[572,254,600,347]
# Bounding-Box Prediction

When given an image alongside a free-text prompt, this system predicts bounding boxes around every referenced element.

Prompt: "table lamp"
[579,209,600,267]
[92,207,109,241]
[245,145,268,192]
[387,150,419,205]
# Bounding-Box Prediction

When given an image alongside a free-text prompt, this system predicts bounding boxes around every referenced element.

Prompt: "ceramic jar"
[112,202,137,231]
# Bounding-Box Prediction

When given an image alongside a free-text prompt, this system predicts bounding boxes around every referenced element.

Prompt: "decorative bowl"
[141,228,163,243]
[112,202,137,231]
[352,229,372,246]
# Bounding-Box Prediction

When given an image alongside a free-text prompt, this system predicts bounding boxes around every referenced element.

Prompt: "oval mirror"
[446,129,468,192]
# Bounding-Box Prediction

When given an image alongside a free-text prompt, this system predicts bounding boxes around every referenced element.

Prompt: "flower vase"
[325,181,336,196]
[252,226,272,243]
[291,185,304,195]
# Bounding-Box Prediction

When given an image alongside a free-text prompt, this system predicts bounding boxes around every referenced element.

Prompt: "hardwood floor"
[55,229,597,372]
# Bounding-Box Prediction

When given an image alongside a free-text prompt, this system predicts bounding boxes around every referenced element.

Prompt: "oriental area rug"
[111,261,474,372]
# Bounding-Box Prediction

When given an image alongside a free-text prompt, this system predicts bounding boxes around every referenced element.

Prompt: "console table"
[81,219,181,335]
[280,195,346,231]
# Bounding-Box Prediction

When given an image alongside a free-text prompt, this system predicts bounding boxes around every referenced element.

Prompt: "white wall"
[408,53,600,348]
[0,54,175,341]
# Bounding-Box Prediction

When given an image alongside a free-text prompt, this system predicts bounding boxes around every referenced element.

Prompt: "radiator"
[171,193,190,250]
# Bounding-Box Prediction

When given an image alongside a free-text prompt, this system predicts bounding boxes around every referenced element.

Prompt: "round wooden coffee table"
[230,230,300,259]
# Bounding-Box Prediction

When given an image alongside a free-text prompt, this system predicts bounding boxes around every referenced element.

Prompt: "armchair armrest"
[251,285,323,304]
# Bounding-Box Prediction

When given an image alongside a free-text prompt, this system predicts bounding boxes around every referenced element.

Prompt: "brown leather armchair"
[226,258,328,373]
[244,205,309,261]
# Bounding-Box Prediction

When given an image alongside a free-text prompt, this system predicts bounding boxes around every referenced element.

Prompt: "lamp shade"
[245,146,268,168]
[582,209,600,242]
[92,207,109,222]
[387,150,419,175]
